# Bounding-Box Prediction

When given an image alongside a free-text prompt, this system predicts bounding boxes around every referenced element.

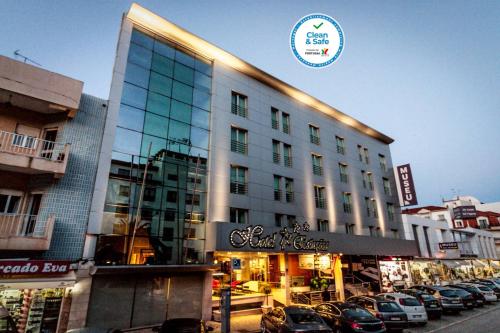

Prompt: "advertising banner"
[453,206,477,219]
[396,164,418,206]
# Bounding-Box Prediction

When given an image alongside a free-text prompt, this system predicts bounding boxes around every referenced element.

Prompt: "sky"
[1,0,499,206]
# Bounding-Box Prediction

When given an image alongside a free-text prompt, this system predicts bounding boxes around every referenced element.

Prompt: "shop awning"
[441,260,462,268]
[0,271,76,289]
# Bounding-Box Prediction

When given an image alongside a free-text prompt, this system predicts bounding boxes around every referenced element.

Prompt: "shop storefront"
[0,260,75,333]
[378,257,413,292]
[207,222,418,311]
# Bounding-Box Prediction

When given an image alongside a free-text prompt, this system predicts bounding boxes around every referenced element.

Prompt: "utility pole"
[127,142,152,264]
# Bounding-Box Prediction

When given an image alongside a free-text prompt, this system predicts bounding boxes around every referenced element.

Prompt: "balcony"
[315,197,326,209]
[284,156,292,167]
[310,135,320,145]
[231,103,247,118]
[0,213,55,250]
[312,165,323,176]
[286,191,294,203]
[274,190,282,201]
[0,130,70,178]
[230,181,248,195]
[273,152,281,164]
[230,140,248,155]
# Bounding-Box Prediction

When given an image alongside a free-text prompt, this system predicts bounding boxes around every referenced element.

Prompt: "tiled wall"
[39,94,107,260]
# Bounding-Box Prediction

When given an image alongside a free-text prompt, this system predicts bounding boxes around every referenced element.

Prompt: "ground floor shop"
[0,260,74,333]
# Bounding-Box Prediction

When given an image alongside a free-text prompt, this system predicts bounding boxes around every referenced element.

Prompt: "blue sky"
[1,0,499,205]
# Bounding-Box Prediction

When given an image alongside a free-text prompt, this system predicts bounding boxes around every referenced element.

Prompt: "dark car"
[158,318,213,333]
[412,286,464,313]
[401,289,442,319]
[445,288,475,309]
[347,296,408,332]
[314,301,386,333]
[450,284,485,307]
[261,305,332,333]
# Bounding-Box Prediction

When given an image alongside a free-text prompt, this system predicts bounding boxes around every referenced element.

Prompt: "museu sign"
[229,222,329,253]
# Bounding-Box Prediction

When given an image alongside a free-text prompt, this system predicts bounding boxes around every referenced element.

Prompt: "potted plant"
[260,283,273,313]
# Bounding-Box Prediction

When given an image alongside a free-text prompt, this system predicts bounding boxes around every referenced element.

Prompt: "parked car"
[466,283,498,303]
[378,293,427,325]
[471,279,500,298]
[447,287,476,309]
[400,289,442,319]
[347,296,408,332]
[157,318,213,333]
[314,301,386,333]
[450,284,485,307]
[261,305,332,333]
[412,286,464,313]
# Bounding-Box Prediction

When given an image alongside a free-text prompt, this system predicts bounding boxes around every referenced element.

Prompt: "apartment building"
[0,56,107,333]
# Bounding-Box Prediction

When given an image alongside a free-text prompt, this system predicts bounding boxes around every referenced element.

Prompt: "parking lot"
[209,302,500,333]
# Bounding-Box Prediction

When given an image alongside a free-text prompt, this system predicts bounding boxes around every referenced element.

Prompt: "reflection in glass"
[131,29,154,49]
[152,53,174,77]
[168,120,190,144]
[113,128,142,156]
[191,107,209,129]
[146,92,171,117]
[122,83,147,109]
[141,135,167,158]
[172,81,193,105]
[192,89,211,111]
[195,57,212,76]
[125,62,150,89]
[175,49,195,68]
[170,100,192,124]
[144,112,169,138]
[174,62,194,86]
[128,43,152,69]
[154,39,175,58]
[190,127,209,149]
[194,71,211,93]
[149,72,172,97]
[118,104,144,132]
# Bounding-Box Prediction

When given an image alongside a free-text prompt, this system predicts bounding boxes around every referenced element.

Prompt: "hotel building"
[80,3,418,328]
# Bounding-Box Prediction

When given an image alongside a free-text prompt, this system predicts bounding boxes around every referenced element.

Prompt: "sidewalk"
[208,314,261,333]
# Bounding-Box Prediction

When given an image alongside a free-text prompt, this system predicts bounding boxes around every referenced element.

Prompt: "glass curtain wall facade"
[95,29,212,265]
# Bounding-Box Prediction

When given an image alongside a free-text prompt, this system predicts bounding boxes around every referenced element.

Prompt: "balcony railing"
[283,123,290,134]
[273,152,281,164]
[310,135,320,145]
[343,203,352,214]
[272,119,279,129]
[340,174,349,183]
[230,140,248,155]
[0,130,70,177]
[0,131,67,161]
[274,190,282,201]
[337,146,345,155]
[368,182,374,190]
[315,197,326,209]
[286,191,294,203]
[0,213,55,250]
[313,165,323,176]
[231,103,247,118]
[284,156,292,167]
[384,186,392,195]
[230,181,248,195]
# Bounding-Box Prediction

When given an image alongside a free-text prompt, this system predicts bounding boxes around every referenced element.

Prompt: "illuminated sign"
[0,260,71,275]
[439,242,459,250]
[229,222,329,253]
[396,164,418,206]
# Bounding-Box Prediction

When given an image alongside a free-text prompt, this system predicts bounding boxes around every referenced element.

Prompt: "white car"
[379,292,428,325]
[466,283,498,302]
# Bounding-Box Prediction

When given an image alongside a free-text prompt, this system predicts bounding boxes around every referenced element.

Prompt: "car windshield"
[342,307,374,320]
[452,289,470,296]
[421,294,434,300]
[288,312,323,324]
[401,298,421,306]
[477,286,491,291]
[377,302,402,312]
[439,290,458,297]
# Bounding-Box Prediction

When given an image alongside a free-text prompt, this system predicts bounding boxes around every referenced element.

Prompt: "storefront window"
[379,259,412,292]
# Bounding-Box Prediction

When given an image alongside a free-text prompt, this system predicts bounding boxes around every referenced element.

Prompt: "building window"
[274,175,282,201]
[345,223,355,234]
[162,227,174,241]
[386,203,395,221]
[357,145,363,162]
[369,226,375,237]
[283,144,292,167]
[339,163,349,183]
[282,112,290,134]
[455,219,464,228]
[317,219,329,232]
[365,197,372,217]
[275,213,283,227]
[312,154,323,176]
[143,187,156,202]
[336,136,345,154]
[167,191,178,203]
[285,177,294,203]
[361,170,367,189]
[231,92,247,117]
[287,215,296,227]
[0,193,21,214]
[371,199,378,218]
[309,125,320,145]
[342,192,352,214]
[231,127,248,155]
[119,185,130,197]
[185,193,200,206]
[391,229,399,239]
[271,107,279,129]
[230,207,248,224]
[412,224,422,256]
[363,148,370,164]
[314,185,326,209]
[379,154,387,172]
[230,165,248,194]
[272,140,281,164]
[383,178,391,195]
[367,172,374,190]
[478,218,489,229]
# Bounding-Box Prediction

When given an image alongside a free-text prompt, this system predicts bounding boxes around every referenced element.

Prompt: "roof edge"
[126,3,394,144]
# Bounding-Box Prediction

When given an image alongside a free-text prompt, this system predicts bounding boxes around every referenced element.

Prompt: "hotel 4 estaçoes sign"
[229,222,329,253]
